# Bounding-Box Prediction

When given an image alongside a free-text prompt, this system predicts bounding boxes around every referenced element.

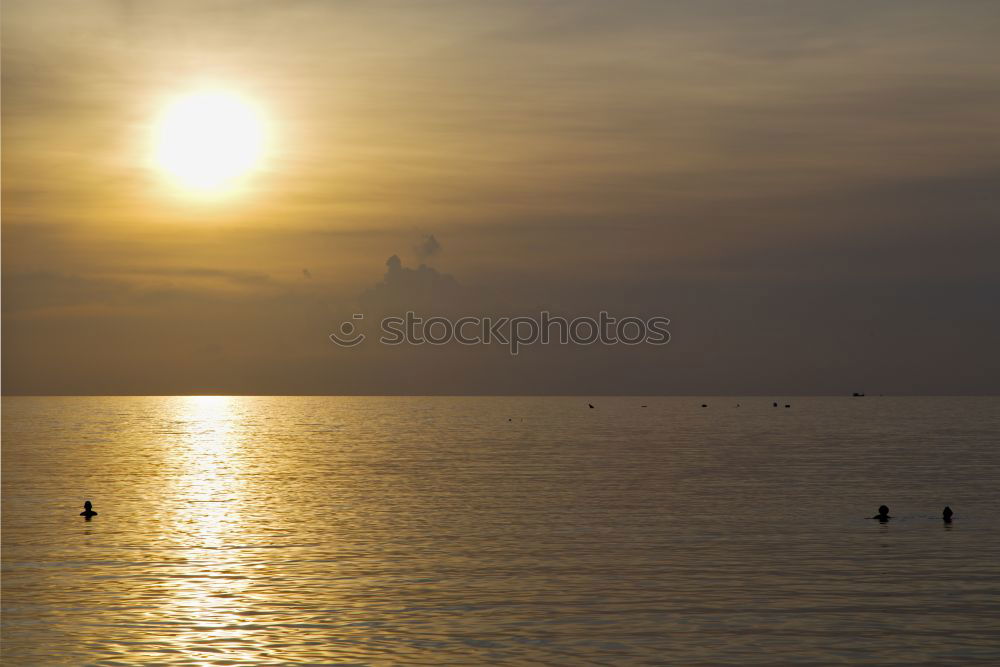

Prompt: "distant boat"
[852,392,865,397]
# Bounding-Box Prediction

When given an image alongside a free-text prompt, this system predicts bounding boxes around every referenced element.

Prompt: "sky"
[3,0,999,395]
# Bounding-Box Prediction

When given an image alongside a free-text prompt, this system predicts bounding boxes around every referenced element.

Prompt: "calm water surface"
[3,396,1000,664]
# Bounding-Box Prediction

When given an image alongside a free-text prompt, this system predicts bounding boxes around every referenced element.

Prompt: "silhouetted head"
[878,505,889,517]
[943,506,953,521]
[80,500,97,519]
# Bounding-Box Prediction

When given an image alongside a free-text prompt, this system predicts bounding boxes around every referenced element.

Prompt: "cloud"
[2,267,282,321]
[358,254,466,315]
[414,233,442,260]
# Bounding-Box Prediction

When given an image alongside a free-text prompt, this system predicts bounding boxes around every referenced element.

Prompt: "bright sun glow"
[154,90,265,194]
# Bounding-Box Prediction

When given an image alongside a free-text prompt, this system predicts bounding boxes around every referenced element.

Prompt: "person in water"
[80,500,97,519]
[943,506,954,523]
[871,505,891,521]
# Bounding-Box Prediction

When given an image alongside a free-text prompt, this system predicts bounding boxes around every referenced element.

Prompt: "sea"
[2,396,999,664]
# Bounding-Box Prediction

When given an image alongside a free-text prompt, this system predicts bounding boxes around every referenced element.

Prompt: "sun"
[153,90,265,194]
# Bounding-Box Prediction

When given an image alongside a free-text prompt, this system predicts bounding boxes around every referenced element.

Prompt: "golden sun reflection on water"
[137,396,367,664]
[159,396,259,660]
[171,396,246,539]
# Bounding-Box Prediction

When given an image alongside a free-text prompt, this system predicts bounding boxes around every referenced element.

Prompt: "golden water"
[3,396,999,663]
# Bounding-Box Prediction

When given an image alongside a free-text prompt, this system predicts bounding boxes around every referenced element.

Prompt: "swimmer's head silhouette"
[872,505,891,521]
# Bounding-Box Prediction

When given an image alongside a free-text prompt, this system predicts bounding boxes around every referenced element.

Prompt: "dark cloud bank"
[4,236,998,394]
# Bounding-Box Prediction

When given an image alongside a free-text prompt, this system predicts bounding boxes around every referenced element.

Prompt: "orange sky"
[3,0,999,394]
